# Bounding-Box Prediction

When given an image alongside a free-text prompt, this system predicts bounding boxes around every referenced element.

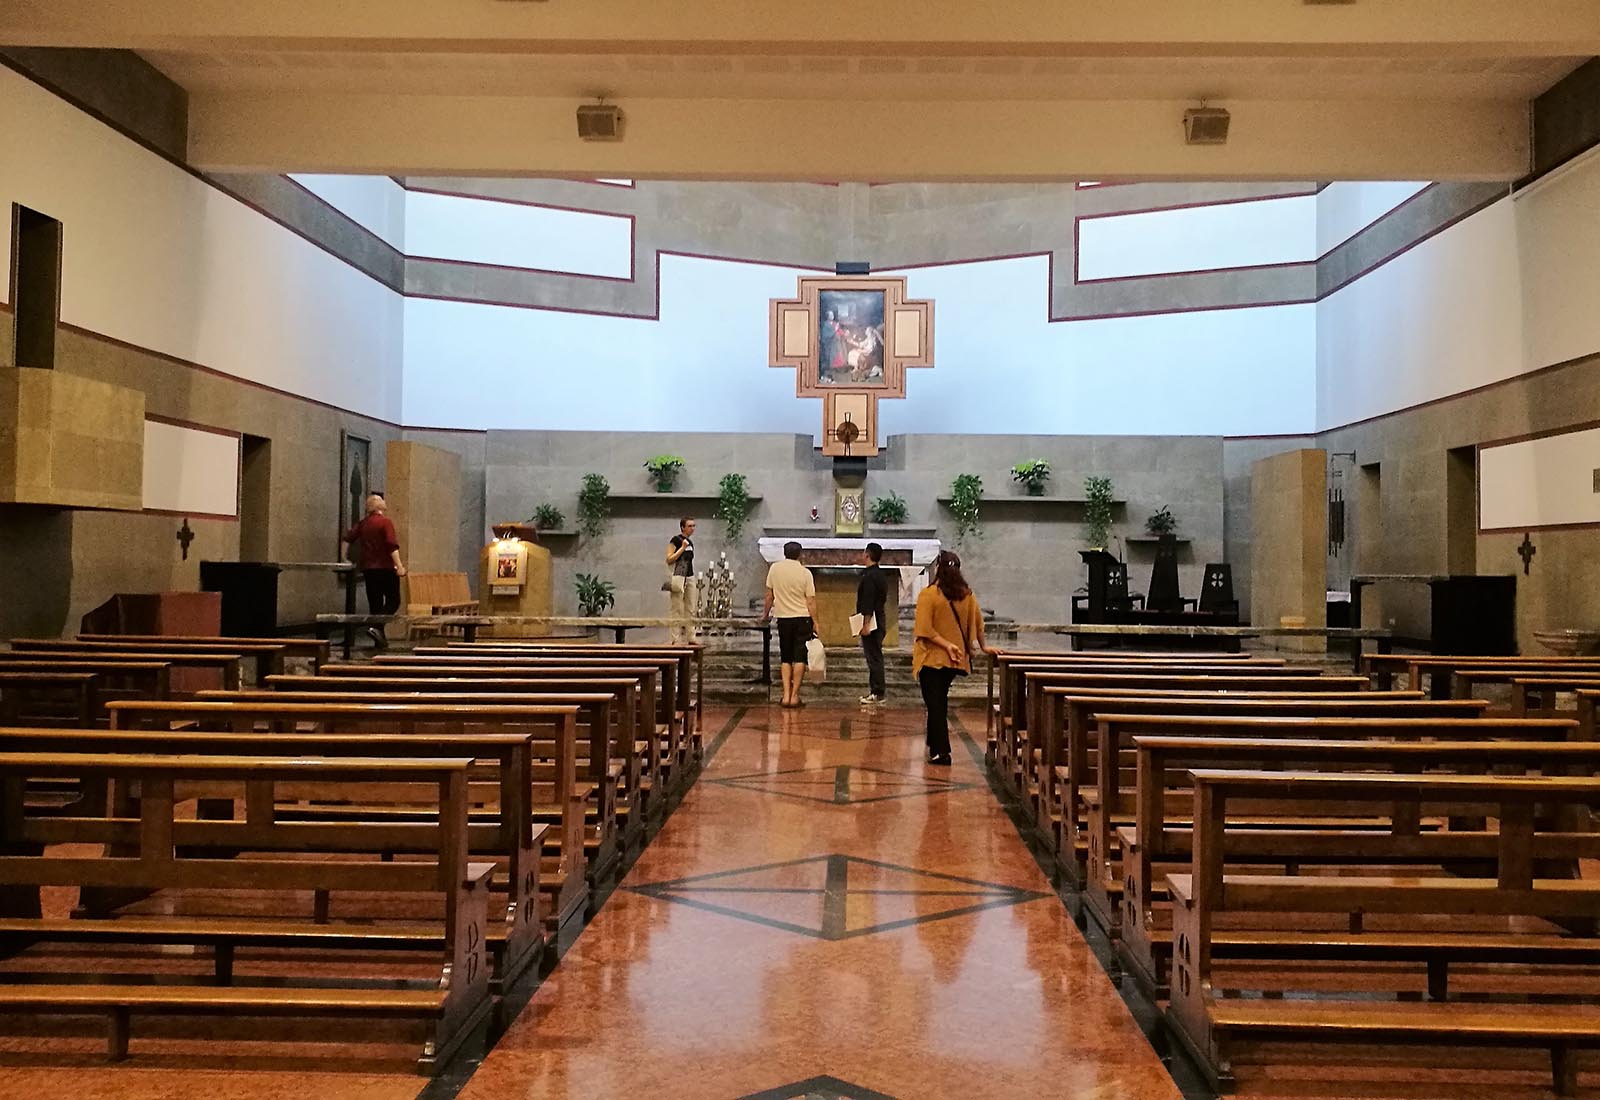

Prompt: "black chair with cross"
[1179,563,1238,619]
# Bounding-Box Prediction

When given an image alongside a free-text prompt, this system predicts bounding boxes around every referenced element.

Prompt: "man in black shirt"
[856,541,889,704]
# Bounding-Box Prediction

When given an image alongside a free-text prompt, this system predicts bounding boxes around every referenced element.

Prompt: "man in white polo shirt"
[761,540,818,708]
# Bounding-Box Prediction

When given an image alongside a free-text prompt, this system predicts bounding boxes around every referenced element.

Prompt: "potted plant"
[949,473,983,543]
[1083,475,1115,549]
[577,473,610,538]
[715,472,754,541]
[574,572,616,616]
[1145,506,1178,539]
[869,491,908,526]
[1011,459,1052,496]
[644,455,686,493]
[532,503,565,532]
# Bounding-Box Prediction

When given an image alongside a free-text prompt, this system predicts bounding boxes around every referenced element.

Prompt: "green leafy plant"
[532,503,565,532]
[1010,459,1052,496]
[715,472,755,541]
[949,473,984,543]
[644,454,686,492]
[869,491,908,526]
[574,572,616,616]
[577,473,611,539]
[1144,506,1178,538]
[1083,475,1116,549]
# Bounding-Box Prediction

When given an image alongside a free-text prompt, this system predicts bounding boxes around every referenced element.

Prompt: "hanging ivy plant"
[577,473,611,539]
[949,473,983,543]
[715,472,754,541]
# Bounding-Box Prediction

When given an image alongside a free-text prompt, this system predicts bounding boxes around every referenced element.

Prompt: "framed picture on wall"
[338,431,371,556]
[817,288,887,387]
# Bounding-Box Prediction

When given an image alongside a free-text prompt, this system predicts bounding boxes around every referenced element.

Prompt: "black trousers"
[363,568,401,616]
[918,666,960,756]
[860,627,886,697]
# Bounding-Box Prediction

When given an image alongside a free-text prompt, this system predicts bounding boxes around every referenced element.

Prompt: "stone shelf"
[609,492,764,506]
[1125,536,1192,546]
[532,529,580,540]
[935,496,1126,511]
[763,525,939,538]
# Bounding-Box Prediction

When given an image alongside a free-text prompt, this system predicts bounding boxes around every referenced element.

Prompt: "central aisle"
[458,704,1184,1100]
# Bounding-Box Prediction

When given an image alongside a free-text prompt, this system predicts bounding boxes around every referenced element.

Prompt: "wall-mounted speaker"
[577,104,624,142]
[1183,107,1231,145]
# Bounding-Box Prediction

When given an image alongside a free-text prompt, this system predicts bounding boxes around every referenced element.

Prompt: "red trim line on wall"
[1075,188,1319,222]
[1315,182,1438,260]
[1480,520,1600,535]
[1479,412,1600,452]
[1072,191,1318,285]
[142,508,239,522]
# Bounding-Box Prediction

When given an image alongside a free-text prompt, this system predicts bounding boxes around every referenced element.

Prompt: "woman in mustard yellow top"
[913,550,990,765]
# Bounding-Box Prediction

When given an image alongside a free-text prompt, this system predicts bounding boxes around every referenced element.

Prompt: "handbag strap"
[945,593,971,658]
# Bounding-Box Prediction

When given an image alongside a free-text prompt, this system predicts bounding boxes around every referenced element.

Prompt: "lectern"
[1075,549,1122,620]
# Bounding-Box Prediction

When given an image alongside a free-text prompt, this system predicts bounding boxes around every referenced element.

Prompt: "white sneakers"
[859,693,886,705]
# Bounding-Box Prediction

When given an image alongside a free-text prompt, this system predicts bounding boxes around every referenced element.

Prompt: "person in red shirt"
[342,492,407,649]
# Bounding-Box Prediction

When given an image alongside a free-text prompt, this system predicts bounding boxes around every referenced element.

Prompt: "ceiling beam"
[5,0,1599,57]
[187,93,1530,182]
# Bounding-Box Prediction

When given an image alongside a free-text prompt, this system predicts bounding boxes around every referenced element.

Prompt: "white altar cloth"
[755,536,943,604]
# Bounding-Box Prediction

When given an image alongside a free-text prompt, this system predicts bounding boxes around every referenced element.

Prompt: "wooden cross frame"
[769,276,934,457]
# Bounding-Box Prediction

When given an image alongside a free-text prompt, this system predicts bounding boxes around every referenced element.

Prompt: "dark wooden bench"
[79,633,330,670]
[0,726,546,990]
[11,638,283,686]
[1039,694,1470,877]
[104,699,588,932]
[0,672,98,727]
[5,644,245,692]
[210,687,628,881]
[1117,727,1588,994]
[1167,770,1600,1095]
[0,659,171,707]
[0,751,493,1072]
[1362,652,1600,695]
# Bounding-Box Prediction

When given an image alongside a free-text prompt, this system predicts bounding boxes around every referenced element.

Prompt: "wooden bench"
[382,652,695,778]
[424,643,703,752]
[0,726,547,990]
[269,672,647,837]
[1498,674,1600,716]
[0,751,493,1072]
[337,661,676,807]
[0,659,171,706]
[209,688,629,882]
[11,638,283,686]
[1041,695,1475,878]
[1362,652,1600,695]
[403,573,479,640]
[78,634,330,670]
[104,699,588,932]
[5,644,246,692]
[1115,724,1585,994]
[1167,770,1600,1095]
[0,672,98,727]
[987,649,1255,735]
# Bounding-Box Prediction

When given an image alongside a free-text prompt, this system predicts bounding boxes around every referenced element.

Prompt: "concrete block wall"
[479,430,1226,626]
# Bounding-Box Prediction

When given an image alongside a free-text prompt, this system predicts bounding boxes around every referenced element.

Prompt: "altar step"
[701,643,987,703]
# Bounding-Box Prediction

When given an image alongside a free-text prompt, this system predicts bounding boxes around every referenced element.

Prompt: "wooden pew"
[1167,770,1600,1096]
[0,726,546,990]
[5,644,245,692]
[987,650,1256,736]
[0,751,493,1072]
[0,672,97,727]
[1115,723,1583,993]
[1498,674,1600,716]
[104,699,588,932]
[11,638,280,686]
[0,659,171,707]
[78,633,331,670]
[1043,695,1478,879]
[267,672,647,848]
[209,687,629,881]
[994,659,1306,788]
[1362,652,1600,695]
[328,662,671,810]
[375,654,691,784]
[1006,671,1366,810]
[445,640,705,736]
[417,645,702,758]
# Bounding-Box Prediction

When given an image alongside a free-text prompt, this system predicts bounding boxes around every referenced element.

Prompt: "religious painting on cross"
[818,288,887,386]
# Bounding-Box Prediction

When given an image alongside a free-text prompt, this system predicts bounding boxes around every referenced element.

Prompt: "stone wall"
[1248,449,1328,652]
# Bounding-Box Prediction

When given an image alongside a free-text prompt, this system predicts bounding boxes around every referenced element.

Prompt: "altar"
[756,535,942,647]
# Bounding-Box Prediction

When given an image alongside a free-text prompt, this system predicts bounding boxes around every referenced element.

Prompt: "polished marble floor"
[451,703,1183,1100]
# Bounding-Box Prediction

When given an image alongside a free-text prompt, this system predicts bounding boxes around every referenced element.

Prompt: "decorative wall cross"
[1517,532,1537,575]
[176,518,195,560]
[769,274,934,457]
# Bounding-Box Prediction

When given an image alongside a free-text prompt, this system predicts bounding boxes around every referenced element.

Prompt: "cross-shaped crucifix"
[769,270,934,457]
[1517,532,1536,575]
[176,518,195,560]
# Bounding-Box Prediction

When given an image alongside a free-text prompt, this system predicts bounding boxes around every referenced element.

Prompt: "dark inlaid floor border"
[706,763,977,806]
[739,1074,898,1100]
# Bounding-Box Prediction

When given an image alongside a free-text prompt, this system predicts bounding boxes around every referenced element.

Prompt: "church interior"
[4,4,1600,1099]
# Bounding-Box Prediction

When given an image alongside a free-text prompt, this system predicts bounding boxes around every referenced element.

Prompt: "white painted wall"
[404,190,632,278]
[1316,181,1429,255]
[1517,153,1600,375]
[1077,195,1316,280]
[142,419,240,517]
[0,67,404,422]
[289,173,406,251]
[1480,426,1600,531]
[403,253,1317,436]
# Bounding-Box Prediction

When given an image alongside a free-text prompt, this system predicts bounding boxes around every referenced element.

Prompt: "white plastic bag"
[805,636,827,681]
